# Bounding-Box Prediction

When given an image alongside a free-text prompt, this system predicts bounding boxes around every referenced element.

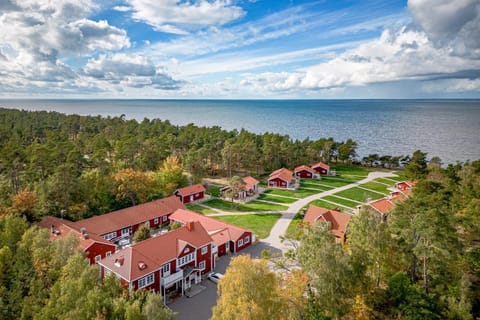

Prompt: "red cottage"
[267,168,295,188]
[72,196,184,244]
[294,165,315,179]
[174,184,206,204]
[169,209,253,259]
[303,205,351,243]
[220,176,260,200]
[98,221,213,303]
[311,162,330,175]
[38,216,117,265]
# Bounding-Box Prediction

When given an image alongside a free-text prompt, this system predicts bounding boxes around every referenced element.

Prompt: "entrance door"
[225,241,230,252]
[185,276,192,289]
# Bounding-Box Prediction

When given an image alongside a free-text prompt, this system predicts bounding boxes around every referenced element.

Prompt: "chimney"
[80,227,86,235]
[51,224,55,234]
[115,257,124,267]
[186,220,194,231]
[82,233,89,239]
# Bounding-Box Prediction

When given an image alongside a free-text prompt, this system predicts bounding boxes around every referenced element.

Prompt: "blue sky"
[0,0,479,98]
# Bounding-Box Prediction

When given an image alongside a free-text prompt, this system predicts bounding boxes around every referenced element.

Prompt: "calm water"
[1,99,479,164]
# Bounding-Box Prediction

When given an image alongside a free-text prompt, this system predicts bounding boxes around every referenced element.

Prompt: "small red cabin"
[294,165,315,179]
[175,184,206,204]
[312,162,330,175]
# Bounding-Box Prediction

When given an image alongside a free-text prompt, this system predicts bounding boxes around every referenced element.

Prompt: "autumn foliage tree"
[11,189,38,221]
[113,168,155,206]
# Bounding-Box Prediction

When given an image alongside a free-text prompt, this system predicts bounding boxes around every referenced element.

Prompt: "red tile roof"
[99,221,211,281]
[312,162,330,171]
[268,168,294,183]
[303,205,350,238]
[175,184,206,197]
[169,209,251,246]
[72,196,184,236]
[38,216,115,251]
[294,165,314,174]
[369,198,395,215]
[243,176,259,190]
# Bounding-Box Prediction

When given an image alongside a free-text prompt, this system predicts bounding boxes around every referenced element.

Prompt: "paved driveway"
[169,242,280,320]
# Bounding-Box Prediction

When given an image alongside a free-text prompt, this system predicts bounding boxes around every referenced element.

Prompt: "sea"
[1,99,479,164]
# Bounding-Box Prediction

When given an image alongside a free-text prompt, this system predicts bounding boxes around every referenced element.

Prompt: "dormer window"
[138,261,147,270]
[114,257,124,267]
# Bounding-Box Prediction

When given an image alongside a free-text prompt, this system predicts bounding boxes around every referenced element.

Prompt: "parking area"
[169,241,281,320]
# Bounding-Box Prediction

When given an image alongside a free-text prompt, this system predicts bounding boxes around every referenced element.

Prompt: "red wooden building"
[39,216,117,265]
[294,165,315,179]
[311,162,330,175]
[174,184,206,204]
[220,176,260,200]
[169,209,253,259]
[72,196,184,243]
[267,168,295,188]
[98,221,213,303]
[303,205,351,243]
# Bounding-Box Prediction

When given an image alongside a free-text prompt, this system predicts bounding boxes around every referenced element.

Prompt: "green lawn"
[285,213,303,239]
[360,181,391,194]
[322,195,359,208]
[213,213,282,239]
[203,199,288,212]
[375,178,398,186]
[332,165,369,176]
[313,177,353,188]
[334,187,385,202]
[300,181,332,191]
[308,199,350,211]
[389,174,407,181]
[205,187,221,197]
[257,194,298,204]
[264,188,319,198]
[337,174,367,181]
[186,204,216,214]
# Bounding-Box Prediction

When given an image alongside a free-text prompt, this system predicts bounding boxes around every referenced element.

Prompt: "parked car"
[207,272,224,284]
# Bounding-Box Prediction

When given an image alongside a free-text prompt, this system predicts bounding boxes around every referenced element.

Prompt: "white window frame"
[199,261,205,270]
[154,218,159,225]
[95,255,101,262]
[106,251,112,257]
[245,236,250,244]
[163,263,170,276]
[238,239,243,247]
[121,227,130,236]
[177,252,196,267]
[105,269,111,276]
[201,245,208,255]
[138,273,155,289]
[104,232,116,241]
[163,216,167,222]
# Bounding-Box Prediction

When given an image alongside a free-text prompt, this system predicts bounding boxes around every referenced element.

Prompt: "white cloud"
[238,27,480,93]
[83,54,183,90]
[113,5,131,12]
[0,0,131,92]
[127,0,245,34]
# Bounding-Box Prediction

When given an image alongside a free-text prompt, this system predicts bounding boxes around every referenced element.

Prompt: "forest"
[0,107,361,221]
[213,157,480,319]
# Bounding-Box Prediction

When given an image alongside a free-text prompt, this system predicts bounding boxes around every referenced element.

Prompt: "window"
[201,246,208,255]
[105,269,111,276]
[163,263,170,276]
[199,261,205,270]
[245,236,250,244]
[104,232,116,241]
[106,251,112,257]
[163,216,167,222]
[238,239,243,247]
[177,252,195,267]
[154,218,159,225]
[138,273,155,289]
[95,255,101,262]
[121,227,130,236]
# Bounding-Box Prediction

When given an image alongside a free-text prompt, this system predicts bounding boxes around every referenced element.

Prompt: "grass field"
[264,188,318,198]
[389,174,407,181]
[332,165,369,176]
[203,199,288,212]
[322,195,359,208]
[205,187,221,197]
[257,194,298,204]
[300,182,332,191]
[186,204,216,214]
[334,187,385,202]
[308,199,350,211]
[213,213,282,239]
[285,213,303,239]
[360,181,391,194]
[314,177,353,188]
[375,178,398,186]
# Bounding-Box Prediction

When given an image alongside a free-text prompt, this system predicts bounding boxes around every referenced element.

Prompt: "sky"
[0,0,479,99]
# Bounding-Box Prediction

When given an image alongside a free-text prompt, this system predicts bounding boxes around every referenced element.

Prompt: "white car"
[207,272,224,284]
